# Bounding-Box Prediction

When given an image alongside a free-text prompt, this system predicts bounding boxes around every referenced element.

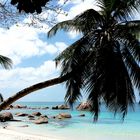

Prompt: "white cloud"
[67,30,81,39]
[0,60,57,90]
[0,26,45,65]
[56,0,99,39]
[57,0,99,22]
[0,25,68,65]
[55,42,67,52]
[0,0,101,100]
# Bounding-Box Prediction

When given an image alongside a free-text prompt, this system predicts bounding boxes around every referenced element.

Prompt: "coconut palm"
[0,55,12,69]
[0,55,12,103]
[0,0,140,121]
[0,93,4,102]
[48,0,140,121]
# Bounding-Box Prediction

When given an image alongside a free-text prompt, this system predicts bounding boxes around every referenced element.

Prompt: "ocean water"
[3,102,140,140]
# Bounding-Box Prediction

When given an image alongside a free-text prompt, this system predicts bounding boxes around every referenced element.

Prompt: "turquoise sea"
[3,102,140,140]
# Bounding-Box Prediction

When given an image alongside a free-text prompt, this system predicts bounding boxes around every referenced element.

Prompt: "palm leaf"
[118,20,140,37]
[0,55,12,69]
[48,9,103,37]
[113,0,140,20]
[122,47,140,91]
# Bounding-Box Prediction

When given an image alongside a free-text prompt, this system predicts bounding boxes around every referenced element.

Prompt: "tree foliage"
[11,0,50,14]
[0,55,12,69]
[48,0,140,121]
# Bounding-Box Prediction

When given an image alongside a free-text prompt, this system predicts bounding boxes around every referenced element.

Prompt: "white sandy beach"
[0,127,140,140]
[0,128,61,140]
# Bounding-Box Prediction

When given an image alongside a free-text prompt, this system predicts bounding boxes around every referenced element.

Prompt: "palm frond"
[119,20,140,36]
[116,26,140,62]
[55,31,94,68]
[0,55,12,69]
[85,39,135,120]
[97,0,117,16]
[0,93,4,102]
[113,0,140,20]
[65,76,82,107]
[48,9,103,38]
[122,47,140,91]
[48,20,76,38]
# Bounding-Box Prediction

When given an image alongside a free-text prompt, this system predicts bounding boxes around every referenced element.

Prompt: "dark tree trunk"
[0,74,70,111]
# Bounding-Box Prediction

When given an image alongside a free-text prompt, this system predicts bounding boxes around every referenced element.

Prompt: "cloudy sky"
[0,0,140,102]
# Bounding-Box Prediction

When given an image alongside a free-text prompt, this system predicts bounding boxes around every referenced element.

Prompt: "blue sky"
[0,0,140,102]
[0,0,92,102]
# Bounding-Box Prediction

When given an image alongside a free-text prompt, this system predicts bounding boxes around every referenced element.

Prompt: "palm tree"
[0,0,140,121]
[0,93,4,102]
[48,0,140,121]
[0,55,12,102]
[0,55,12,69]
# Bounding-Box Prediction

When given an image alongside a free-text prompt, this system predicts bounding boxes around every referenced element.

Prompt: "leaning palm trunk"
[0,74,70,111]
[0,47,91,111]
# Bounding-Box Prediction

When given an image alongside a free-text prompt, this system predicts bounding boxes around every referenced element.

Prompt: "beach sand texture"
[0,128,140,140]
[0,128,60,140]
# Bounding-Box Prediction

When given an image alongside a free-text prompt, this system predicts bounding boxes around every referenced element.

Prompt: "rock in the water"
[9,105,13,108]
[78,114,85,117]
[52,105,70,110]
[0,112,13,122]
[59,113,71,118]
[51,116,56,119]
[15,113,28,117]
[56,113,72,119]
[56,114,63,119]
[76,102,91,111]
[41,107,49,109]
[58,105,70,110]
[40,115,48,118]
[34,117,48,124]
[52,106,58,109]
[19,125,29,127]
[28,115,34,118]
[32,112,42,116]
[14,104,27,109]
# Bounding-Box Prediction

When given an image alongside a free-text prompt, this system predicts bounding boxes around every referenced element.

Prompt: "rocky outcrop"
[40,115,48,118]
[52,105,70,110]
[19,125,29,127]
[15,113,28,117]
[9,104,27,109]
[0,112,13,122]
[8,104,49,110]
[52,106,58,109]
[58,105,70,110]
[76,102,91,111]
[32,112,41,116]
[14,104,27,109]
[41,107,49,109]
[78,114,85,117]
[56,113,72,119]
[34,116,48,124]
[28,115,35,119]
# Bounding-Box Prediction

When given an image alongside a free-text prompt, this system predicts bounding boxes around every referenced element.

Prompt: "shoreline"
[0,126,63,140]
[0,102,140,140]
[0,124,140,140]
